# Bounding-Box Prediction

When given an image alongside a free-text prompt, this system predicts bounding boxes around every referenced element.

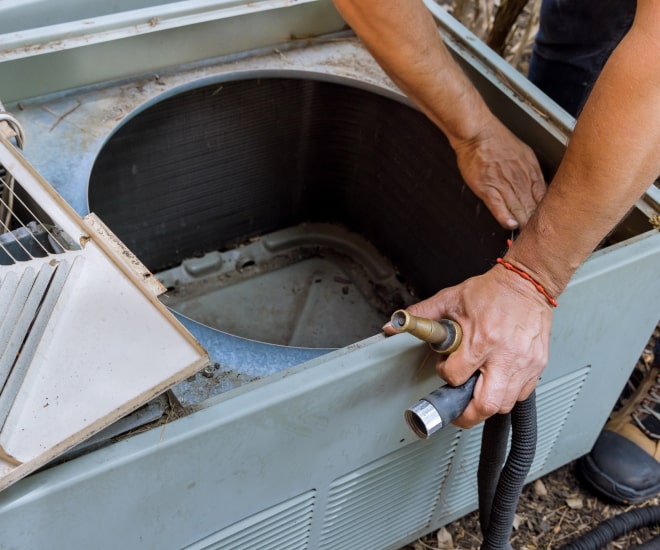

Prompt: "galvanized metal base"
[158,223,415,349]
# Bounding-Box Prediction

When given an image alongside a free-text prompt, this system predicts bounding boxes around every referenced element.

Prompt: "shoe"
[578,327,660,504]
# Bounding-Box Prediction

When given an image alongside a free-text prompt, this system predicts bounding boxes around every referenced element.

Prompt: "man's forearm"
[332,0,493,148]
[506,2,660,297]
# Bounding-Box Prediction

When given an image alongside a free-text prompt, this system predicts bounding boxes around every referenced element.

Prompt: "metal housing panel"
[0,0,346,102]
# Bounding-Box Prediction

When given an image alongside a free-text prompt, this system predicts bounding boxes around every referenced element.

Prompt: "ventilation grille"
[531,367,590,474]
[436,423,485,518]
[184,491,316,550]
[0,117,208,492]
[318,430,461,549]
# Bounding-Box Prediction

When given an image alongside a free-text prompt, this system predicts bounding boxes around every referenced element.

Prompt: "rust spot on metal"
[44,100,82,131]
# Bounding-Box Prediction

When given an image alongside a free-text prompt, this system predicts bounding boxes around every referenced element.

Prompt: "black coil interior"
[89,77,508,298]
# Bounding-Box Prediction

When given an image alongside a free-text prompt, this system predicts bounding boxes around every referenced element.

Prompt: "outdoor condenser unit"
[0,1,659,549]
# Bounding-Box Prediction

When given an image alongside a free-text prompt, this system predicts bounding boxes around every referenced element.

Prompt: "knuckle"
[453,417,477,430]
[477,398,501,419]
[435,364,464,387]
[498,400,516,415]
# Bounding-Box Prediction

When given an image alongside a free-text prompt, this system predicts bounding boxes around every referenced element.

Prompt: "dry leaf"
[436,527,454,549]
[565,497,584,509]
[512,513,525,531]
[534,478,548,496]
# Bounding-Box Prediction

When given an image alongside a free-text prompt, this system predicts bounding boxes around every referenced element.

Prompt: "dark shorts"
[528,0,636,116]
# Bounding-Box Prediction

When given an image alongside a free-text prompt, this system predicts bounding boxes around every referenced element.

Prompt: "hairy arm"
[506,1,660,296]
[414,0,660,428]
[332,0,546,229]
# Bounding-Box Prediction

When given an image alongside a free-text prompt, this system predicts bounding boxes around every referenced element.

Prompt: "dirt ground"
[399,2,660,548]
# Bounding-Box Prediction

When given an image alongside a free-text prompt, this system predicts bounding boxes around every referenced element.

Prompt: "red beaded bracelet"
[495,257,558,308]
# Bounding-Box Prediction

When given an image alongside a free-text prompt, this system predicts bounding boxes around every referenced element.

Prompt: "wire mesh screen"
[0,114,77,266]
[0,172,78,265]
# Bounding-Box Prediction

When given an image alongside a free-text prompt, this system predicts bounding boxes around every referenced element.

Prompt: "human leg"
[527,0,636,116]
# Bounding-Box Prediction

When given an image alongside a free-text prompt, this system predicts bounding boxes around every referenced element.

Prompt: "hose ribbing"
[558,505,660,550]
[475,391,660,549]
[480,392,537,550]
[478,412,511,536]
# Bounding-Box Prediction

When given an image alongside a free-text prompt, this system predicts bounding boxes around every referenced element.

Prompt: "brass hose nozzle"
[391,310,470,438]
[390,309,462,354]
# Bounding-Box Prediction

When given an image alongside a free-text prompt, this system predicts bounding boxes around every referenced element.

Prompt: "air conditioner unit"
[0,1,658,549]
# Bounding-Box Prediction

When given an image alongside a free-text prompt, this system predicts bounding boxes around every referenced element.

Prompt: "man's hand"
[388,265,553,428]
[331,0,546,231]
[454,118,547,230]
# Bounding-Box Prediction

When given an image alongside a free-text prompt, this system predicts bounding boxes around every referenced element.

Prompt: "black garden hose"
[479,393,537,550]
[632,533,660,549]
[474,394,660,549]
[478,412,512,538]
[474,393,660,549]
[558,505,660,550]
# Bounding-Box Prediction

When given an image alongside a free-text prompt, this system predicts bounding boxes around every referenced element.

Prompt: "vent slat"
[0,270,19,359]
[320,506,432,549]
[0,258,77,429]
[0,266,35,359]
[219,506,313,547]
[326,453,450,508]
[328,433,460,495]
[320,437,462,549]
[322,481,439,537]
[324,455,453,517]
[5,263,55,347]
[184,492,315,550]
[324,475,445,525]
[222,519,312,550]
[0,262,57,424]
[0,267,37,386]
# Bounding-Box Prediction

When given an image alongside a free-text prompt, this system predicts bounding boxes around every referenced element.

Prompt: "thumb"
[407,289,454,322]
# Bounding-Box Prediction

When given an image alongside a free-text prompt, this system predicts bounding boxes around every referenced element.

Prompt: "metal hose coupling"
[390,309,475,439]
[390,309,462,354]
